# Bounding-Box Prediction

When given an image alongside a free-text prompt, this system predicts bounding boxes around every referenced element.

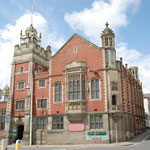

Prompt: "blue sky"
[0,0,150,93]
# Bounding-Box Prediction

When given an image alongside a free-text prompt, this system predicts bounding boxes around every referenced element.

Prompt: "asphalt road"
[7,130,150,150]
[7,139,150,150]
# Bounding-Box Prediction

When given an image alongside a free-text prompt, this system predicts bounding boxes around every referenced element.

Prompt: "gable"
[52,33,101,58]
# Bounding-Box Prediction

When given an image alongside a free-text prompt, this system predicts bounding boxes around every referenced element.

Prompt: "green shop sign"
[88,131,107,136]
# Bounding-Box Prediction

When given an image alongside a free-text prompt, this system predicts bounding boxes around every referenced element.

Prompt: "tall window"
[55,83,62,102]
[52,116,63,130]
[109,37,112,46]
[37,99,47,109]
[90,114,103,129]
[91,79,100,99]
[148,103,150,111]
[112,95,116,105]
[0,109,6,130]
[68,74,85,100]
[39,79,45,88]
[20,67,24,73]
[37,117,47,130]
[105,37,108,46]
[18,81,25,90]
[16,100,25,110]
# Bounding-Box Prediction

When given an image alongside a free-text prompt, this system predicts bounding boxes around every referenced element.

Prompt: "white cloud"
[64,0,141,44]
[116,43,150,93]
[0,12,64,89]
[64,0,150,93]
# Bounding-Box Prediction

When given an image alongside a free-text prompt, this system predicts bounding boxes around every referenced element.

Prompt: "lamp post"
[26,73,33,146]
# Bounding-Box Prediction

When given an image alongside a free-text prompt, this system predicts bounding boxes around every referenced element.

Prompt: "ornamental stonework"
[111,81,118,91]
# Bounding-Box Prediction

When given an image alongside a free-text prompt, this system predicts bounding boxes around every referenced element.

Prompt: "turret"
[101,22,116,69]
[20,24,41,45]
[101,22,115,48]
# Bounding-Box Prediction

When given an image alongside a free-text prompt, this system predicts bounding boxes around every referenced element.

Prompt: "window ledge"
[47,129,64,133]
[90,99,101,101]
[15,110,25,112]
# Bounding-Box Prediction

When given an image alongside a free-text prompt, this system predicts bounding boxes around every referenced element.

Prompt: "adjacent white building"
[144,94,150,128]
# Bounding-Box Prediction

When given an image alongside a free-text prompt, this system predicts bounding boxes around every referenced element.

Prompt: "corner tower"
[101,22,116,69]
[5,24,51,145]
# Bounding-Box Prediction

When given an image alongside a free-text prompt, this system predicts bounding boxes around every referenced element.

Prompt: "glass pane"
[100,122,103,128]
[55,94,58,102]
[61,117,63,123]
[91,80,94,90]
[73,91,77,99]
[99,115,103,121]
[90,123,94,129]
[69,92,72,100]
[82,91,85,100]
[91,91,95,99]
[73,81,76,91]
[95,123,98,129]
[77,91,80,99]
[55,84,58,93]
[95,115,98,122]
[61,124,63,129]
[96,90,99,98]
[96,79,99,90]
[59,84,62,93]
[69,82,72,91]
[82,81,85,91]
[77,81,80,91]
[38,100,40,108]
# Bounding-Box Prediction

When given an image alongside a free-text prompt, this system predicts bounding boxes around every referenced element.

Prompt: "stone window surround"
[53,82,63,104]
[89,113,103,130]
[112,95,117,105]
[89,77,101,101]
[52,115,64,130]
[67,74,86,101]
[37,98,47,109]
[38,78,46,88]
[20,66,24,73]
[0,109,6,131]
[37,117,48,130]
[17,81,25,91]
[15,99,25,111]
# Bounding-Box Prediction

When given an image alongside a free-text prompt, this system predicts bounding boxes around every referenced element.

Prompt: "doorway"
[17,125,24,140]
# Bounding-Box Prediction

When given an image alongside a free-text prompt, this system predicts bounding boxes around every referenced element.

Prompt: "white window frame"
[18,81,25,90]
[39,79,46,88]
[20,66,24,73]
[15,99,25,111]
[90,78,101,101]
[37,98,47,109]
[53,82,63,103]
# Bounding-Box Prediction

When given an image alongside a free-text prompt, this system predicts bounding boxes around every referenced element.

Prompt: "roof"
[52,33,101,58]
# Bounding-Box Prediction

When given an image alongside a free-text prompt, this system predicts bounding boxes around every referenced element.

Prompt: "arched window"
[91,79,100,99]
[112,95,116,105]
[55,83,62,102]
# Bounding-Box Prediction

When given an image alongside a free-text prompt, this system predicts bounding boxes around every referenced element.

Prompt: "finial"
[20,30,22,36]
[31,0,34,26]
[105,21,109,28]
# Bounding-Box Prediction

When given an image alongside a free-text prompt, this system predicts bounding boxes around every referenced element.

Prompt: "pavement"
[7,129,150,149]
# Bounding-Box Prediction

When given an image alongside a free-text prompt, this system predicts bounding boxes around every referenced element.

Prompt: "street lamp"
[26,76,33,146]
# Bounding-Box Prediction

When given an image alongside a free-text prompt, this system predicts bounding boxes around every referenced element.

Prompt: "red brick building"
[1,23,146,144]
